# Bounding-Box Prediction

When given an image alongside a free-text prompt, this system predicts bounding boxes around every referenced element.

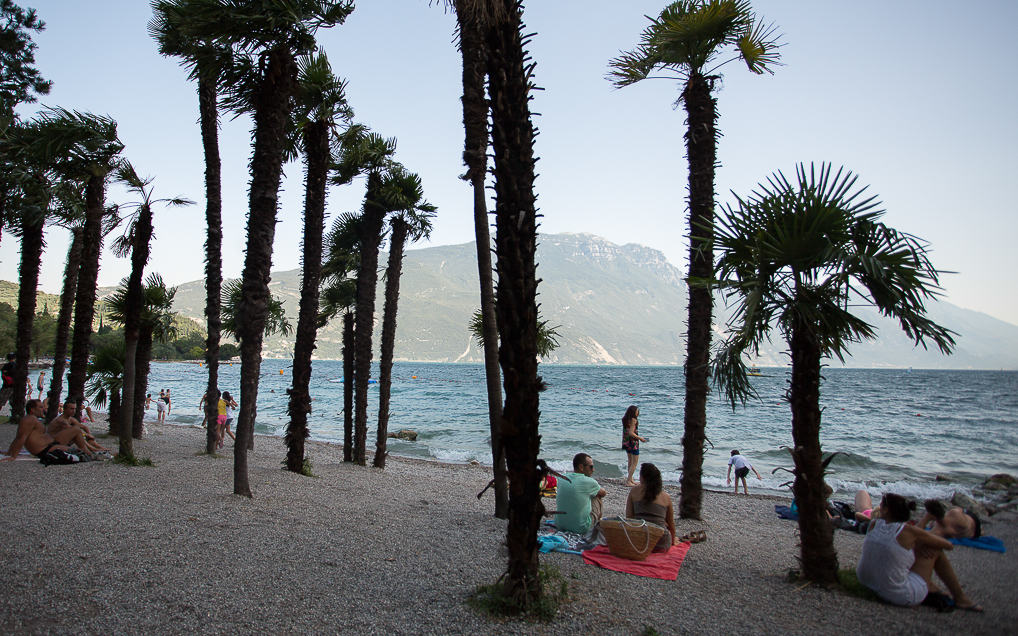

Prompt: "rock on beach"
[1,416,1015,635]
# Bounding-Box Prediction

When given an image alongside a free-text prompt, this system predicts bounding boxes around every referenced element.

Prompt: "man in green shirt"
[555,452,607,535]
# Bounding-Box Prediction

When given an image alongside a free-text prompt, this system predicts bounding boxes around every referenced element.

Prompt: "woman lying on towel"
[624,463,678,552]
[856,493,982,612]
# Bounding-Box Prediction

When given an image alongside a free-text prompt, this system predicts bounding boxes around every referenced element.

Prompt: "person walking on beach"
[556,452,607,536]
[35,370,46,399]
[219,391,238,447]
[621,405,646,487]
[727,449,762,494]
[198,391,208,428]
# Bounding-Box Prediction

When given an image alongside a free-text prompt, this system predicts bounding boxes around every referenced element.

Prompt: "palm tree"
[0,0,51,134]
[149,0,234,456]
[109,165,190,453]
[107,273,178,438]
[373,167,435,469]
[319,211,359,462]
[608,0,781,520]
[285,48,351,474]
[85,335,126,433]
[170,0,353,497]
[470,309,561,358]
[451,0,508,519]
[220,279,292,341]
[332,127,398,465]
[45,223,83,422]
[482,0,545,609]
[711,163,955,584]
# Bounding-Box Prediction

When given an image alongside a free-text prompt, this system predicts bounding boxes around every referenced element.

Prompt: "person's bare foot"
[623,479,637,487]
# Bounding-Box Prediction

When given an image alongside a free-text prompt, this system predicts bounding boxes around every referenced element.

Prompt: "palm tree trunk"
[456,0,508,519]
[132,329,154,438]
[199,71,224,456]
[234,47,297,497]
[486,0,543,608]
[374,219,407,469]
[10,217,45,420]
[109,387,121,432]
[679,71,718,520]
[119,205,154,456]
[343,311,353,462]
[790,315,839,584]
[46,227,82,423]
[286,120,329,474]
[68,175,106,419]
[353,172,386,466]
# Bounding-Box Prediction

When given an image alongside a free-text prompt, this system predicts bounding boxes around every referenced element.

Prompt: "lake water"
[43,362,1018,500]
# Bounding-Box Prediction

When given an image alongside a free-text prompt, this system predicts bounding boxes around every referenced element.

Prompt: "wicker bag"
[600,517,666,561]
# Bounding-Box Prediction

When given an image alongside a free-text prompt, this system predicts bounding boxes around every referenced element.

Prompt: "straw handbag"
[600,517,666,561]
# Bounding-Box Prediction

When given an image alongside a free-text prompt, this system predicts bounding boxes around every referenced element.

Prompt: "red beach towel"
[581,543,690,580]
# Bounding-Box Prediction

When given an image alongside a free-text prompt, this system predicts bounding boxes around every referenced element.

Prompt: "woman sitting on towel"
[624,463,677,552]
[856,492,982,612]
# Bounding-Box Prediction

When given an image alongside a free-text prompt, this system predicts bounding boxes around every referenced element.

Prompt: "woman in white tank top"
[856,493,982,611]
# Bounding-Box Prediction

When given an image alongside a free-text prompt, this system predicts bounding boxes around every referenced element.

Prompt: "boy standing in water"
[727,449,763,495]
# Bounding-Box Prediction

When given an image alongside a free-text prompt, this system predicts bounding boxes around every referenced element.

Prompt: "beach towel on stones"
[581,543,690,580]
[539,523,600,552]
[949,536,1006,553]
[775,505,798,521]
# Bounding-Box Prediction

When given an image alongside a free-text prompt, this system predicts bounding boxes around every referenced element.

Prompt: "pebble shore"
[1,418,1014,635]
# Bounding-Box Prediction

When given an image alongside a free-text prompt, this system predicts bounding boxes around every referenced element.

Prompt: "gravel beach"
[1,417,1014,635]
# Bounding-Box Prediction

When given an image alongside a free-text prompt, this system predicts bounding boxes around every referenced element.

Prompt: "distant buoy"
[411,375,417,379]
[279,369,284,375]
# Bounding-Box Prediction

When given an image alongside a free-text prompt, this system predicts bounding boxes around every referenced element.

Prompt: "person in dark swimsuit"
[624,463,677,551]
[622,405,646,487]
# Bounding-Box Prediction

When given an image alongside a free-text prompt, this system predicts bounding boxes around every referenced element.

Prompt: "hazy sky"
[3,0,1017,327]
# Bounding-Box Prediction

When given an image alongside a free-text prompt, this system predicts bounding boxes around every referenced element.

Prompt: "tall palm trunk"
[234,47,297,497]
[456,0,507,519]
[374,218,407,469]
[486,0,543,607]
[46,227,83,422]
[118,205,154,456]
[68,175,106,419]
[108,387,121,433]
[352,172,386,466]
[342,311,353,462]
[678,72,718,520]
[199,72,224,455]
[790,313,838,584]
[10,216,44,420]
[286,120,329,473]
[132,328,154,438]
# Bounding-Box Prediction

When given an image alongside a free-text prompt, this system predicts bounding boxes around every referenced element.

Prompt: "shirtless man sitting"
[920,499,981,539]
[47,399,108,454]
[2,399,92,463]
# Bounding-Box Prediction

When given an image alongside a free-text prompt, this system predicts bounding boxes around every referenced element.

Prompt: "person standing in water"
[727,449,763,494]
[621,405,646,487]
[36,370,46,400]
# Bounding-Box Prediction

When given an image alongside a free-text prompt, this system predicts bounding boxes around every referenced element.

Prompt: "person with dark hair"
[624,463,677,551]
[726,450,762,494]
[856,492,982,612]
[919,499,982,540]
[621,405,646,487]
[47,399,107,454]
[2,399,91,464]
[555,452,607,535]
[0,352,15,413]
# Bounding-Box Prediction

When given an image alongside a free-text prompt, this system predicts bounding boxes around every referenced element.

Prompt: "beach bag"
[600,517,666,561]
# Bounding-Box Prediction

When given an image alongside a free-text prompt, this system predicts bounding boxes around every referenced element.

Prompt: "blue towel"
[775,505,798,521]
[949,535,1005,553]
[537,534,582,554]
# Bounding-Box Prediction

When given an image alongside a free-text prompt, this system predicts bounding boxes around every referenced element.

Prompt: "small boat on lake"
[747,366,764,377]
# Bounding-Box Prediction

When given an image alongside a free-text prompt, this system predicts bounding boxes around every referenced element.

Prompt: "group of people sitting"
[855,490,983,612]
[4,397,109,465]
[555,453,679,553]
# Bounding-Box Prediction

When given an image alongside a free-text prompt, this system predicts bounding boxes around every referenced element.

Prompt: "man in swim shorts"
[48,399,108,454]
[555,452,607,536]
[920,499,981,539]
[2,399,90,464]
[727,449,763,494]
